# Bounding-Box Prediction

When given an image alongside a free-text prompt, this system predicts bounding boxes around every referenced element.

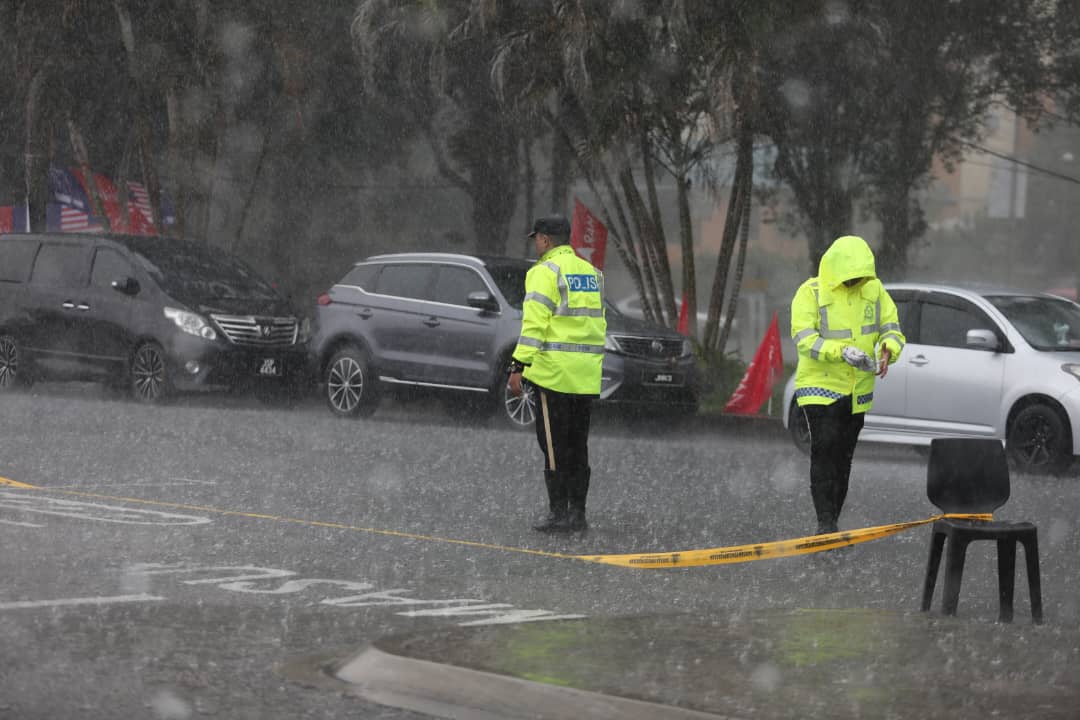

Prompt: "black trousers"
[800,395,865,530]
[532,385,592,473]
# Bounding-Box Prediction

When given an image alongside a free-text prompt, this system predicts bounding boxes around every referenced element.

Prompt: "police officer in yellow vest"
[508,215,606,533]
[791,235,905,535]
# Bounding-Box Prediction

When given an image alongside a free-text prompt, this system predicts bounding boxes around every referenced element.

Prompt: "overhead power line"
[957,138,1080,186]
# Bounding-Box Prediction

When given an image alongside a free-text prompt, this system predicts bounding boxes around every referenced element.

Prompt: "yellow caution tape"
[0,474,991,570]
[576,514,993,568]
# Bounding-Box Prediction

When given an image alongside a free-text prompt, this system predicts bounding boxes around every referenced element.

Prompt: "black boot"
[533,470,569,532]
[567,467,590,532]
[811,481,837,534]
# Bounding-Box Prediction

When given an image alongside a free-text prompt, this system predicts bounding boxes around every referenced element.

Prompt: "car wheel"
[131,342,171,403]
[0,335,30,391]
[789,399,811,455]
[500,378,536,430]
[1007,403,1073,476]
[326,346,379,418]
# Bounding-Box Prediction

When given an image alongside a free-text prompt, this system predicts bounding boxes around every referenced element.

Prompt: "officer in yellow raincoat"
[508,215,606,532]
[791,235,905,535]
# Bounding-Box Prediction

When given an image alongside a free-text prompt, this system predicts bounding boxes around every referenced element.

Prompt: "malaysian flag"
[126,181,157,235]
[46,203,104,233]
[46,165,175,234]
[47,166,102,233]
[48,166,91,211]
[72,168,125,232]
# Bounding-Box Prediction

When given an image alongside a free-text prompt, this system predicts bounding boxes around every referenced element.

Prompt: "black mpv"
[0,232,311,402]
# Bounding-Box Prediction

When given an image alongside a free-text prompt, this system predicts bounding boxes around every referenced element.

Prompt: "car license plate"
[257,358,283,377]
[646,371,682,385]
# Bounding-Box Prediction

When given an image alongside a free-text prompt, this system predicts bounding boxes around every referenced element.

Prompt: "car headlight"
[1062,363,1080,382]
[604,335,622,353]
[681,338,693,358]
[298,317,312,343]
[164,307,217,340]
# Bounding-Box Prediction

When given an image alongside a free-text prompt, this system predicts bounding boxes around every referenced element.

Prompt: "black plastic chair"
[920,438,1043,623]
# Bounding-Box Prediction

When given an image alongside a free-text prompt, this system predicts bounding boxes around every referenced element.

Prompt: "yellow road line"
[0,476,990,568]
[2,479,573,561]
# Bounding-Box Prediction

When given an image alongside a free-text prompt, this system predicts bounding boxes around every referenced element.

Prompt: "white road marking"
[0,492,211,525]
[0,519,44,528]
[127,563,585,625]
[0,594,164,610]
[48,477,217,489]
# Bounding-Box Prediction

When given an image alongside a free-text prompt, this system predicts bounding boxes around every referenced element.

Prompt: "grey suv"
[310,252,700,427]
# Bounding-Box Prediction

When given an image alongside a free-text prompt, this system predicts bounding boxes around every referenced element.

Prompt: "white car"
[782,283,1080,476]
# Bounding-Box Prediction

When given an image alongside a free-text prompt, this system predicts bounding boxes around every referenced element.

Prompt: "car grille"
[211,314,298,347]
[610,335,685,360]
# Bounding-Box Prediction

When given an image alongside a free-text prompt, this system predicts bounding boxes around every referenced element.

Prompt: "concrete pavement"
[301,603,1078,719]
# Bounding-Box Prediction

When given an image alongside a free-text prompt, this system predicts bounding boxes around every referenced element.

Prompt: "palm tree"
[351,0,527,255]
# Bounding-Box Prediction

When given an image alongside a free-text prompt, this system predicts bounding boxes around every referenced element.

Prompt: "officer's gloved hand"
[841,345,876,373]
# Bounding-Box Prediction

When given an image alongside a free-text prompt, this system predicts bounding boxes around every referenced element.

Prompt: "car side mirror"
[966,328,999,351]
[111,277,140,296]
[466,291,499,313]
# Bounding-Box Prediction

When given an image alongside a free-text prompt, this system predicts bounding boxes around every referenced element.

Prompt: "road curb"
[333,643,732,720]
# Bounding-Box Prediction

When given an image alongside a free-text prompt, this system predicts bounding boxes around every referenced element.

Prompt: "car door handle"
[422,317,440,327]
[62,301,76,309]
[76,303,90,311]
[356,308,373,319]
[909,354,929,366]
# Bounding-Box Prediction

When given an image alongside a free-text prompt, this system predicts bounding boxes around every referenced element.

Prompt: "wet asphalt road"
[1,383,1077,719]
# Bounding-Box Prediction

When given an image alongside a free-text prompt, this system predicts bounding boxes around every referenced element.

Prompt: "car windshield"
[987,294,1080,351]
[127,237,280,302]
[484,261,530,309]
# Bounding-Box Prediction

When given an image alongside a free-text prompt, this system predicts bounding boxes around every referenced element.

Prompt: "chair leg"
[996,539,1017,623]
[921,531,947,612]
[1021,533,1044,625]
[941,536,969,616]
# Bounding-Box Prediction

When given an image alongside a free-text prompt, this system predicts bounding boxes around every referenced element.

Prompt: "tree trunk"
[137,116,162,233]
[165,86,185,236]
[24,67,50,232]
[875,184,916,278]
[717,126,754,357]
[522,135,534,255]
[640,134,677,326]
[676,173,697,339]
[67,116,111,232]
[619,167,665,326]
[550,119,570,214]
[704,141,749,353]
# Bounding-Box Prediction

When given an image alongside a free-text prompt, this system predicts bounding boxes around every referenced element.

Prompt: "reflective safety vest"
[791,236,905,414]
[513,245,606,396]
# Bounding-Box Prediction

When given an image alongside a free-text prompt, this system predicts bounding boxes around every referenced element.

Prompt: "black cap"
[528,215,572,238]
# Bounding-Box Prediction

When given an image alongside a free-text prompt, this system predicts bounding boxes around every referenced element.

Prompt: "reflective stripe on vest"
[515,336,604,354]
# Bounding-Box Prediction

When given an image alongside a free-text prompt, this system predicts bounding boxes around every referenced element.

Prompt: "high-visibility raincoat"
[791,235,905,413]
[513,245,606,396]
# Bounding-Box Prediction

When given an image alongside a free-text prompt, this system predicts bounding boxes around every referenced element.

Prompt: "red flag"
[723,311,784,415]
[70,168,127,232]
[570,198,608,270]
[677,292,689,335]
